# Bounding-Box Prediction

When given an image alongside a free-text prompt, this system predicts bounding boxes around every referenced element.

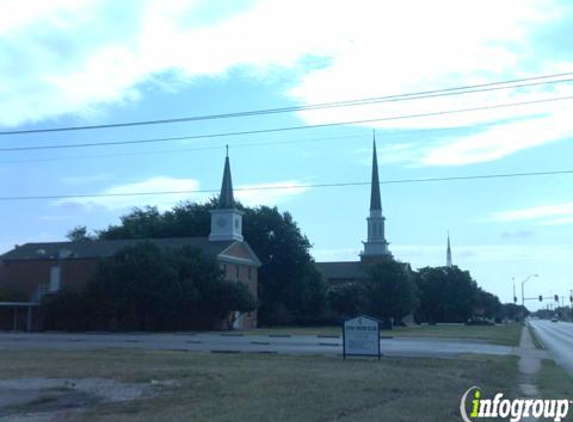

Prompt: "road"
[528,319,573,377]
[0,331,512,358]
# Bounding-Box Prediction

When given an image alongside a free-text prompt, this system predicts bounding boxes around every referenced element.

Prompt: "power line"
[2,94,573,152]
[0,125,477,165]
[2,169,572,202]
[0,133,367,164]
[1,71,572,136]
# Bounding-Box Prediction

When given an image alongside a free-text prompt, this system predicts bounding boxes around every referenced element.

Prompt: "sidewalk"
[516,323,550,421]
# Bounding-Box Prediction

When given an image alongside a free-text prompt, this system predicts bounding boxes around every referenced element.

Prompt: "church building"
[316,137,402,285]
[0,152,261,331]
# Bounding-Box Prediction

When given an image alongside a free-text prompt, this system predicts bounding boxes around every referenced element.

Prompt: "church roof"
[370,138,382,211]
[1,237,235,261]
[218,154,235,209]
[315,261,365,280]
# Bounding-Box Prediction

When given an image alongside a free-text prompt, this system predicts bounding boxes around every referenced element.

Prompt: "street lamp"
[521,274,539,320]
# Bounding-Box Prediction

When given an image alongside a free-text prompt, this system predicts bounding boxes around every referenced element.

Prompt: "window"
[247,267,252,281]
[236,265,240,280]
[49,266,61,292]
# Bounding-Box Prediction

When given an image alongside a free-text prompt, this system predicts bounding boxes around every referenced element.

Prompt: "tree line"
[46,200,509,330]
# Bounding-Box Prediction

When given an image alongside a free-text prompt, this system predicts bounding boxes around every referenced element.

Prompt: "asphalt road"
[0,331,513,358]
[529,319,573,377]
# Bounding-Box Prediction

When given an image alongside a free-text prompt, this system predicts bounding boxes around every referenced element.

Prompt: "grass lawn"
[248,323,522,346]
[392,323,522,346]
[537,359,573,399]
[0,349,518,422]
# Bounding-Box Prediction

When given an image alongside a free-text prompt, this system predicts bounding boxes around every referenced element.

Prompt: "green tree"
[362,258,419,325]
[66,225,94,242]
[415,266,477,323]
[327,283,363,319]
[85,242,256,330]
[474,288,502,320]
[95,201,324,325]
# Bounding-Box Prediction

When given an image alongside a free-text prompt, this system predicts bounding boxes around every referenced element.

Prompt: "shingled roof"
[1,237,235,261]
[315,261,365,281]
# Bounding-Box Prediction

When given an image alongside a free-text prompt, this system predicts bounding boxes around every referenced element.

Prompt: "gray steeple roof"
[446,231,452,267]
[218,152,235,209]
[370,137,382,211]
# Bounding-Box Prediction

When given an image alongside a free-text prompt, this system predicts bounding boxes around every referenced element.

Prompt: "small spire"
[225,144,229,157]
[370,131,382,211]
[446,231,452,267]
[218,152,235,209]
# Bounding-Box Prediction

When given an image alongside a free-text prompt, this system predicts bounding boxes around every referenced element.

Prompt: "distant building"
[0,152,261,330]
[316,137,408,285]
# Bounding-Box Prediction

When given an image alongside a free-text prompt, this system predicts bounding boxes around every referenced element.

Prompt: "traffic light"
[539,295,543,302]
[554,294,559,302]
[514,296,517,303]
[570,296,572,303]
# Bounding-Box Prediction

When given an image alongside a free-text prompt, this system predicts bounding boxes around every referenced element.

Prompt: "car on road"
[551,316,558,322]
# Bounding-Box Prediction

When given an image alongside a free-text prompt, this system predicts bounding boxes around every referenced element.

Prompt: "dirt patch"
[0,377,178,422]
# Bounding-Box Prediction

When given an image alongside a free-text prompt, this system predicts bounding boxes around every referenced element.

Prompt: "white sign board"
[343,316,381,359]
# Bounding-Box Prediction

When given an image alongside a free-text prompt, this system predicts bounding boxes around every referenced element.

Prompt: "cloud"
[420,110,573,166]
[52,176,203,211]
[3,0,573,167]
[52,176,309,211]
[235,181,309,206]
[1,0,570,128]
[502,230,534,240]
[489,202,573,225]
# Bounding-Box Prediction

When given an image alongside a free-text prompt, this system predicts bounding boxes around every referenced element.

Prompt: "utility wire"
[1,71,572,136]
[0,125,477,164]
[2,94,572,152]
[2,169,572,202]
[0,134,366,164]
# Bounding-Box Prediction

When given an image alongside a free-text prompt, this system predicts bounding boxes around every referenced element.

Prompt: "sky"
[1,0,573,311]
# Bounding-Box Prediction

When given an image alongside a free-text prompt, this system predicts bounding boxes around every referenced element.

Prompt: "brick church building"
[0,153,261,331]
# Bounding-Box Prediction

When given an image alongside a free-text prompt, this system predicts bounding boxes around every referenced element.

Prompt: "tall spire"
[209,149,244,242]
[218,146,235,209]
[446,231,452,267]
[361,131,390,260]
[370,132,382,211]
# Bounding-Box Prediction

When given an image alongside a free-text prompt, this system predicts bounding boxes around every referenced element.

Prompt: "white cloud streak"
[235,181,309,206]
[489,202,573,225]
[52,176,309,211]
[52,176,203,211]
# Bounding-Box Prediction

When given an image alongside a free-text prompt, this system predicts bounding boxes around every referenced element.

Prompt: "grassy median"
[0,349,518,422]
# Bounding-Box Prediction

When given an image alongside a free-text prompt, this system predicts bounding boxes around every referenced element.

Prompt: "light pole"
[512,278,517,321]
[521,274,539,321]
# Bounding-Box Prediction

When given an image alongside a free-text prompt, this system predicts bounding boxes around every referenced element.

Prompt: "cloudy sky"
[2,0,573,310]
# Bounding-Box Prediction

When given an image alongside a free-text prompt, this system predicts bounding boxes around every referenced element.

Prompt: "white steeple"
[361,133,390,259]
[209,148,244,242]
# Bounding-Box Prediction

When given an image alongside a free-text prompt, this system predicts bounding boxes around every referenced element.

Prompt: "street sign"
[343,315,381,359]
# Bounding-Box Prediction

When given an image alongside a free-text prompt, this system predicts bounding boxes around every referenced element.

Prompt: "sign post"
[343,315,381,359]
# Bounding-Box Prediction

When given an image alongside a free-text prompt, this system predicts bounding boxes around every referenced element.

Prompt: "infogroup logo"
[460,386,571,422]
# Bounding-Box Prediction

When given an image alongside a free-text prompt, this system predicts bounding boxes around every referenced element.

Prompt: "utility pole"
[512,278,517,321]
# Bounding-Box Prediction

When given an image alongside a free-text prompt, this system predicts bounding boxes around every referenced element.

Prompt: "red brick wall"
[0,259,99,301]
[220,262,258,329]
[0,257,259,330]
